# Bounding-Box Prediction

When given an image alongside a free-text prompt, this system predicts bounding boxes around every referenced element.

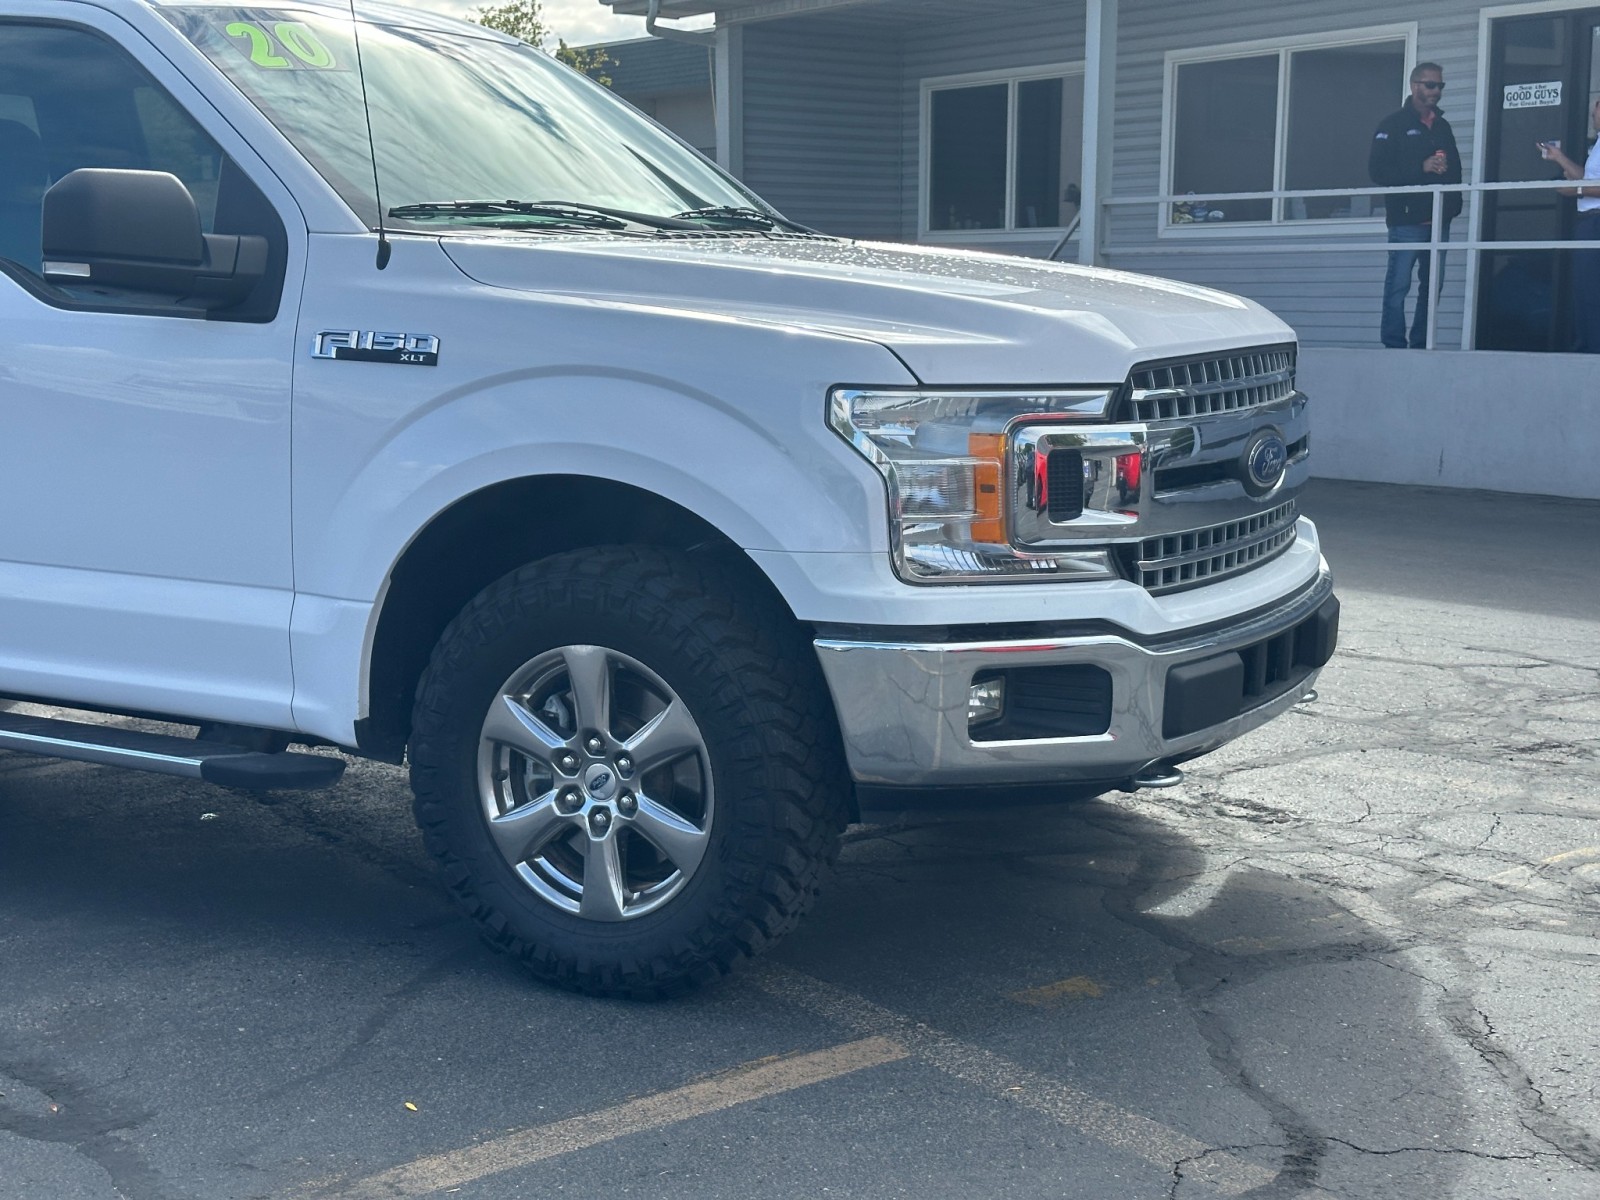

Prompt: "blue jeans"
[1574,212,1600,354]
[1382,222,1449,348]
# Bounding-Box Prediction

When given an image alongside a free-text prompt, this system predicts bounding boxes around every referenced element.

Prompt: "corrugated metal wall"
[735,0,1492,350]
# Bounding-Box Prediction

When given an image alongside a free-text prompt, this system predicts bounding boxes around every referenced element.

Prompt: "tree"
[470,0,614,87]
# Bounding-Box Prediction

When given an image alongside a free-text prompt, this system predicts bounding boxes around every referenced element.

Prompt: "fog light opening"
[967,676,1006,728]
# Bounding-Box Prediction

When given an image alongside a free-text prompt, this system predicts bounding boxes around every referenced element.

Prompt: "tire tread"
[409,545,848,999]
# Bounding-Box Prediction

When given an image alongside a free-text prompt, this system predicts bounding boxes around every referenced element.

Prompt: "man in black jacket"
[1369,62,1462,348]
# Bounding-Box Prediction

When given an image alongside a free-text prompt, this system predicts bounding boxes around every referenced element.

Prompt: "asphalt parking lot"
[0,478,1597,1200]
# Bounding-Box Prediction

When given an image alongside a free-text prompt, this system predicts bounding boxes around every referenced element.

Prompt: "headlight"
[829,387,1121,583]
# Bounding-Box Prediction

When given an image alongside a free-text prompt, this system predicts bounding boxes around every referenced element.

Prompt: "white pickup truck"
[0,0,1337,996]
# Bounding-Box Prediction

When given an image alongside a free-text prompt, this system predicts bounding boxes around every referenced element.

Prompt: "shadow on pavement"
[780,794,1471,1198]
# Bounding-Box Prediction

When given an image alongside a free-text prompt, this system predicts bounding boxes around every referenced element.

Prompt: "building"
[599,0,1600,500]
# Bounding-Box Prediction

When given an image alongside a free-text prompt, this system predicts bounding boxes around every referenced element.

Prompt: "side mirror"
[42,168,266,308]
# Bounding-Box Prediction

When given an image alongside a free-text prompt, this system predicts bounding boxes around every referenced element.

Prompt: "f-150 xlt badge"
[312,330,439,366]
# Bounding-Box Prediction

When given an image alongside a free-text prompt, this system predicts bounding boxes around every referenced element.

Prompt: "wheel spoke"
[623,699,701,773]
[578,834,628,921]
[482,694,566,760]
[630,794,709,875]
[487,792,567,864]
[562,645,613,739]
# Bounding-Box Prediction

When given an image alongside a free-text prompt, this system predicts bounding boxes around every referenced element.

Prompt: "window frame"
[918,61,1086,244]
[1159,24,1418,238]
[0,16,295,322]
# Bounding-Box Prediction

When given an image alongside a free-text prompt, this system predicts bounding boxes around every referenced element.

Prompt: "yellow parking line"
[1010,975,1105,1005]
[295,1036,907,1199]
[1542,845,1600,865]
[752,964,1276,1196]
[1487,846,1600,891]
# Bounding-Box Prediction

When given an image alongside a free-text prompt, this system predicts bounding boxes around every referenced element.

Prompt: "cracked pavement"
[0,478,1596,1199]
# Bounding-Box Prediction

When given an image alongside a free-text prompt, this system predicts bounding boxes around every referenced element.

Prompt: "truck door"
[0,17,303,725]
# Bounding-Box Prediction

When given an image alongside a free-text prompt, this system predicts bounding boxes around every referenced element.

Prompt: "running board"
[0,712,345,790]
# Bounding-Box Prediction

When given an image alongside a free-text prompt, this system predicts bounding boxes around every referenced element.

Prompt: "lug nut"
[558,788,582,812]
[589,809,612,833]
[557,752,579,773]
[585,735,605,755]
[617,792,637,816]
[615,754,633,777]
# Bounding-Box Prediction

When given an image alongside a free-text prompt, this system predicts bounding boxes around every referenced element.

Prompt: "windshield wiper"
[529,200,703,229]
[672,205,816,233]
[388,200,700,231]
[389,199,810,235]
[389,201,626,228]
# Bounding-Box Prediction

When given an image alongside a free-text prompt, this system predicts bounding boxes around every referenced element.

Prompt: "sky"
[410,0,710,47]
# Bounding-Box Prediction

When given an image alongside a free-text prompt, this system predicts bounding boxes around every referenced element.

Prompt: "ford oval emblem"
[1244,431,1288,494]
[585,765,617,800]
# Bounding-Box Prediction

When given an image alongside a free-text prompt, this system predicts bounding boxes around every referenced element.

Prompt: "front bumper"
[814,571,1338,788]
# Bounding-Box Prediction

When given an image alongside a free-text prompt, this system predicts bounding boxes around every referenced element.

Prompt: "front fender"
[294,368,901,606]
[290,235,913,605]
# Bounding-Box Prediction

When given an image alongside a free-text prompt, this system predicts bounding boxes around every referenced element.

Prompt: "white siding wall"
[739,20,905,239]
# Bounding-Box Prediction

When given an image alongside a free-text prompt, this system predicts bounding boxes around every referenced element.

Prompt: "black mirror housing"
[42,168,265,308]
[44,168,205,264]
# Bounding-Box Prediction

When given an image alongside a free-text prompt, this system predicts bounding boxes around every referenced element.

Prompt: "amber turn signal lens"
[967,432,1005,543]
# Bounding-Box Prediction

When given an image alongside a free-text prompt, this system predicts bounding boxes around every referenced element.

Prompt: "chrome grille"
[1123,345,1296,422]
[1137,500,1299,593]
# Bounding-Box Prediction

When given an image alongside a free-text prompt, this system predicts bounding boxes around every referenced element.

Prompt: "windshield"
[163,5,772,230]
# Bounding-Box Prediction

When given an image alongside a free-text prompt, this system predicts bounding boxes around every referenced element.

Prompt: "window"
[923,67,1084,234]
[1166,31,1411,227]
[0,23,285,321]
[0,25,226,275]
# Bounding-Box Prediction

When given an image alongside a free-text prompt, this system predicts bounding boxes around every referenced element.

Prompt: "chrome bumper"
[814,572,1336,789]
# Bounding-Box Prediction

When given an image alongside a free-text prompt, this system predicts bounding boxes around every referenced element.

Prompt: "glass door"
[1479,9,1600,351]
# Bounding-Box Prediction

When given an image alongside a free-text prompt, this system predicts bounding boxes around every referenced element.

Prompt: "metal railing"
[1097,178,1592,351]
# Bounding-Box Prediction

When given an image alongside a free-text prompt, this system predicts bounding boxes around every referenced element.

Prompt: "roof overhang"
[601,0,878,23]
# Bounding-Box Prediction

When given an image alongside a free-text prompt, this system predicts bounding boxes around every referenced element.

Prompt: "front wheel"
[408,546,849,998]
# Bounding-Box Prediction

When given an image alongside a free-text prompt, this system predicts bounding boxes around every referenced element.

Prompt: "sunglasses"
[1418,81,1445,91]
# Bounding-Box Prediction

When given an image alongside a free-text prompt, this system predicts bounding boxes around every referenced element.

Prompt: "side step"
[0,711,345,791]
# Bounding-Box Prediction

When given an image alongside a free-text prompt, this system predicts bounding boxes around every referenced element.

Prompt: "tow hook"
[1119,762,1185,793]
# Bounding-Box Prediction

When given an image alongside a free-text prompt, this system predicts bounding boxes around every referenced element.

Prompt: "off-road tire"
[409,545,850,998]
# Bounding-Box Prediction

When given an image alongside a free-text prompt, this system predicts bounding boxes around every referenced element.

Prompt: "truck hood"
[440,234,1295,385]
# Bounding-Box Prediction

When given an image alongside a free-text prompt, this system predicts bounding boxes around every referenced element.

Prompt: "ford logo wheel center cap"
[585,764,617,801]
